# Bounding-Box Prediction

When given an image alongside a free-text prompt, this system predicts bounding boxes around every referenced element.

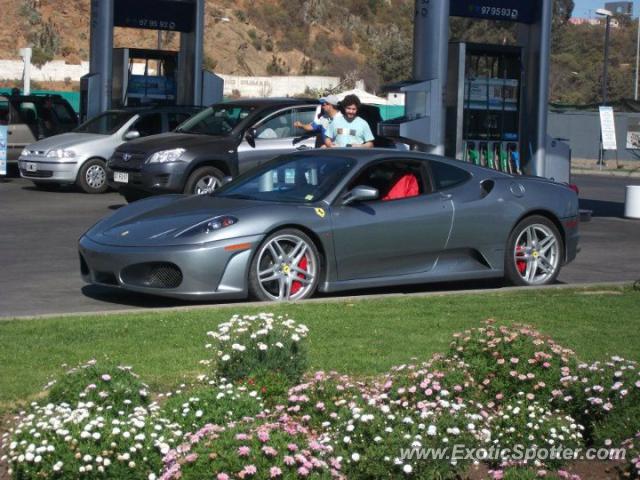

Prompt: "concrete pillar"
[89,0,114,112]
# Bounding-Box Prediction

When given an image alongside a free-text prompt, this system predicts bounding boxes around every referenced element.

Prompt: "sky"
[573,0,637,17]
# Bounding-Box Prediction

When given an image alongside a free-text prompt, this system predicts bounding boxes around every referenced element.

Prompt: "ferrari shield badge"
[314,208,326,218]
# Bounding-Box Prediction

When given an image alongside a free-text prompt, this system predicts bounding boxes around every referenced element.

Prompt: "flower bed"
[2,317,640,479]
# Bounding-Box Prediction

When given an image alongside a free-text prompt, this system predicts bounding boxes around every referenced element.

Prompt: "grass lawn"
[1,285,639,410]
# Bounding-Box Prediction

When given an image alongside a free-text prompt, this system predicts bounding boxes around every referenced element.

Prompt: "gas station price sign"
[450,0,535,24]
[114,0,195,32]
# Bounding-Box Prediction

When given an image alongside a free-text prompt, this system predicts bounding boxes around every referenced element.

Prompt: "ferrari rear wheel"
[505,215,564,286]
[249,229,320,301]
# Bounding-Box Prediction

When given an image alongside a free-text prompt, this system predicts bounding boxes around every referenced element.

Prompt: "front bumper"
[78,234,263,300]
[18,156,81,183]
[107,161,189,196]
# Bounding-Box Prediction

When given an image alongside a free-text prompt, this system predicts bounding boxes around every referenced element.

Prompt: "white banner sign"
[0,125,7,176]
[599,106,617,151]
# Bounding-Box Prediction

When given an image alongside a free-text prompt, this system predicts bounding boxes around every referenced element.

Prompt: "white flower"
[258,343,268,351]
[53,461,63,472]
[195,410,203,418]
[291,334,301,342]
[221,354,230,362]
[427,425,437,436]
[403,464,413,474]
[351,452,360,462]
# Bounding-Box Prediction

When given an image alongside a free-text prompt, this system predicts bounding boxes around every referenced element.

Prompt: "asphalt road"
[0,173,638,318]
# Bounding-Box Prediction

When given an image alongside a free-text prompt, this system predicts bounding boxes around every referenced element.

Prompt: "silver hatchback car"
[18,106,200,193]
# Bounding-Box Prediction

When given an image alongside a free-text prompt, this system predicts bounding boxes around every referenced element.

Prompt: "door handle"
[296,145,309,151]
[440,192,453,201]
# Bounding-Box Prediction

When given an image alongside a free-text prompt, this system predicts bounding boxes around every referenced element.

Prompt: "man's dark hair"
[341,94,361,109]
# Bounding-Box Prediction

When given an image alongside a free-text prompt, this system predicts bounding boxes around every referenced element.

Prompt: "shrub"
[204,313,309,385]
[159,381,264,433]
[487,397,583,470]
[448,321,577,404]
[330,399,483,479]
[285,371,364,429]
[159,418,338,479]
[46,359,149,411]
[555,357,640,445]
[4,401,183,479]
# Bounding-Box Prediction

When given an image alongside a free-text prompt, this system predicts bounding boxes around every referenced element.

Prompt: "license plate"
[114,171,129,183]
[26,162,37,172]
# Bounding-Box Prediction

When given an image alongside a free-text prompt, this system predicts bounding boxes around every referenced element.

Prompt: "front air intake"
[121,262,183,289]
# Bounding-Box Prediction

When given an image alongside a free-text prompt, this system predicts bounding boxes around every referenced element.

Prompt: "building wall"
[548,110,640,162]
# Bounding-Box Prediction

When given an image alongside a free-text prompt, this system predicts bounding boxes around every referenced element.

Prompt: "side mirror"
[342,185,379,206]
[245,128,256,148]
[124,130,140,141]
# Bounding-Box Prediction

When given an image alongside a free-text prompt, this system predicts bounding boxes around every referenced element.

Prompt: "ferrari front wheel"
[505,215,564,286]
[249,229,320,301]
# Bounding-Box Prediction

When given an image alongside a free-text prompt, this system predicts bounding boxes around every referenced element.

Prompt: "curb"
[0,281,634,323]
[572,168,640,178]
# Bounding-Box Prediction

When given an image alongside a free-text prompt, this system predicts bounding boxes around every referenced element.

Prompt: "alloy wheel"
[194,175,220,195]
[255,234,317,301]
[513,224,560,285]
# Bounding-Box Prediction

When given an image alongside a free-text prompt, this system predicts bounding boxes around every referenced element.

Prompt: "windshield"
[74,111,134,135]
[215,154,356,203]
[175,105,255,136]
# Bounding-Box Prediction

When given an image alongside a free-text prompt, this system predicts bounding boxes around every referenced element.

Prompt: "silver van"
[19,106,200,193]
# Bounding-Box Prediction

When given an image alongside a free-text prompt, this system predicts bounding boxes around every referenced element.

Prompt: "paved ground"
[0,172,638,318]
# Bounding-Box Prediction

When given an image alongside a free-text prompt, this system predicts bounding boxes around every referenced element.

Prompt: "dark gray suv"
[107,98,320,202]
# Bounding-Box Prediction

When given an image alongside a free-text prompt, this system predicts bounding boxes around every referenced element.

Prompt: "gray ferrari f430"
[79,149,579,301]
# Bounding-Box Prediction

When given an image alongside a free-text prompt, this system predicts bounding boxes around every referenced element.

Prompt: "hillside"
[0,0,413,90]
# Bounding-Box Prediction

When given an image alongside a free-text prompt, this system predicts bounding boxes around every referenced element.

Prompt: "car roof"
[0,93,70,103]
[96,106,202,115]
[216,97,319,108]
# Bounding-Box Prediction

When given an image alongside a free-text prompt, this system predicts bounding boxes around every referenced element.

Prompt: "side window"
[132,113,162,137]
[348,160,427,202]
[294,107,317,127]
[52,102,77,126]
[0,99,9,125]
[168,112,191,131]
[255,110,294,139]
[429,161,471,190]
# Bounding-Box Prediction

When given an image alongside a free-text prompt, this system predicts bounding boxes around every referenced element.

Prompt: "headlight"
[46,149,76,159]
[20,148,30,157]
[147,148,186,164]
[174,216,238,238]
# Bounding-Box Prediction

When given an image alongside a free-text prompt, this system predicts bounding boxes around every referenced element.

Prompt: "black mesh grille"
[121,262,183,289]
[20,169,53,178]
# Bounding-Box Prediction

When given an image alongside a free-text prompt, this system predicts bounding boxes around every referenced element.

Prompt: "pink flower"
[497,358,505,365]
[262,446,278,457]
[217,474,230,480]
[425,388,433,396]
[184,453,198,463]
[297,466,310,476]
[257,430,270,443]
[537,469,547,477]
[270,466,282,478]
[287,443,298,452]
[283,455,296,466]
[315,402,325,411]
[235,433,249,441]
[542,362,551,368]
[101,374,111,381]
[241,465,257,476]
[495,393,504,400]
[238,446,251,456]
[510,357,519,364]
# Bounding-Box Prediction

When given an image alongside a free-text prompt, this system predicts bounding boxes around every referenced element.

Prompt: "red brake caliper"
[516,245,527,274]
[290,256,308,295]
